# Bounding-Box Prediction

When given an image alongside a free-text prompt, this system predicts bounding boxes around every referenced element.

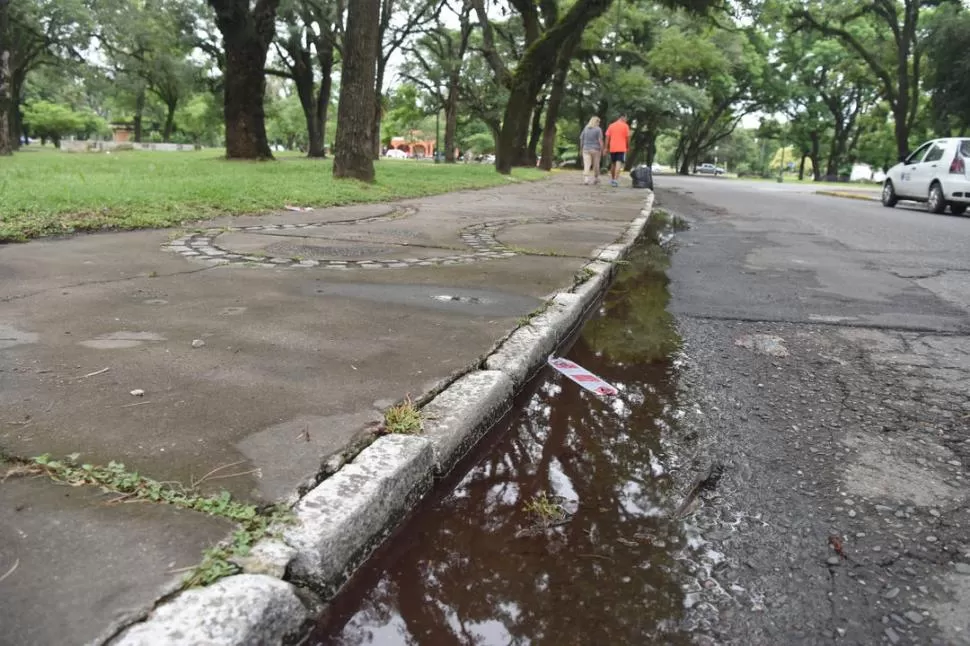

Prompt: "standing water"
[312,214,691,645]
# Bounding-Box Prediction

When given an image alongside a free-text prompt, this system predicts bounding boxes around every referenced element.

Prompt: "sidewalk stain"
[309,215,692,644]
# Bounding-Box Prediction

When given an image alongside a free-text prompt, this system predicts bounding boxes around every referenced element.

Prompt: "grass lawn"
[0,147,546,242]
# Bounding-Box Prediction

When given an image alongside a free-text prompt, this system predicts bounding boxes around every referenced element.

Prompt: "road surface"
[657,176,970,645]
[657,175,970,645]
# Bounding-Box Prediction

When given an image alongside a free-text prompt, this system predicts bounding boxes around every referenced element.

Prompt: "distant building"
[110,123,134,142]
[390,132,436,158]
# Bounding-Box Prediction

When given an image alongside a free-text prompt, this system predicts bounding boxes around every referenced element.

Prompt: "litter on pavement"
[547,356,619,397]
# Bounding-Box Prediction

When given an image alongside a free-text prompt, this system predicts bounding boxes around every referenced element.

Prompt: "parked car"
[696,163,725,176]
[883,138,970,214]
[384,148,408,159]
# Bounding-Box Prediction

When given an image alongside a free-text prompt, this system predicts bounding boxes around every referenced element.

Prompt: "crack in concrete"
[0,265,219,304]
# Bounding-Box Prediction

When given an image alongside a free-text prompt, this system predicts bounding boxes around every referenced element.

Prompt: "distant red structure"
[390,132,436,158]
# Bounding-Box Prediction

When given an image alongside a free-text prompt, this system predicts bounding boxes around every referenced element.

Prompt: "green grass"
[381,396,423,435]
[0,147,546,242]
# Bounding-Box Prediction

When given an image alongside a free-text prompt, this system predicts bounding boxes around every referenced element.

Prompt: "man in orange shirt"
[604,114,630,187]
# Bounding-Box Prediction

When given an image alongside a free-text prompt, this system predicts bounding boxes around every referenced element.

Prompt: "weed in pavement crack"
[4,454,291,588]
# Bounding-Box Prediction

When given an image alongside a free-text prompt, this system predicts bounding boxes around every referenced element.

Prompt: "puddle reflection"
[313,223,689,645]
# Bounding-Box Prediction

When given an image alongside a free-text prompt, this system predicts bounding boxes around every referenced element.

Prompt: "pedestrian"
[579,116,604,185]
[604,114,631,187]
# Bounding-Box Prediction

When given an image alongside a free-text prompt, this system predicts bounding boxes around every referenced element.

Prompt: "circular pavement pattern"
[163,206,589,270]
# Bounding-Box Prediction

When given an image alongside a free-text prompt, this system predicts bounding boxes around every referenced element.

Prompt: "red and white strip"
[547,356,619,397]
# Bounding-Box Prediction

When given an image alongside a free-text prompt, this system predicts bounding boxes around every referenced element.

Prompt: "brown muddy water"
[311,217,693,645]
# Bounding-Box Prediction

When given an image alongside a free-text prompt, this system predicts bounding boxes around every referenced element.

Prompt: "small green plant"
[574,266,596,286]
[17,454,292,588]
[504,245,565,257]
[523,493,566,523]
[517,301,551,327]
[382,396,423,434]
[147,270,159,278]
[651,209,671,228]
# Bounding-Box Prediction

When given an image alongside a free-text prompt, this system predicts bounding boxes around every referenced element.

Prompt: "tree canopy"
[0,0,967,174]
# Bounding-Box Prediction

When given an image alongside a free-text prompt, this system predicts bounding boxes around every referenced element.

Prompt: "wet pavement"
[312,219,694,645]
[0,174,648,645]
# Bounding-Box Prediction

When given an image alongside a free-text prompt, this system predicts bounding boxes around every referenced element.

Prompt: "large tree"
[924,4,970,135]
[208,0,280,159]
[333,0,379,180]
[793,0,947,159]
[472,0,619,174]
[3,0,91,149]
[270,0,341,157]
[372,0,440,159]
[95,0,202,142]
[401,1,473,162]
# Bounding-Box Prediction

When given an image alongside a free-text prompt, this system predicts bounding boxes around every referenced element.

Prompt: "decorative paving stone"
[162,209,588,270]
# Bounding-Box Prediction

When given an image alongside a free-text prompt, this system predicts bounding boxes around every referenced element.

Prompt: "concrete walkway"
[0,173,646,645]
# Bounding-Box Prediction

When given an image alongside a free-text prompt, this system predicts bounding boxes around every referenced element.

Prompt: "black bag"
[630,164,653,189]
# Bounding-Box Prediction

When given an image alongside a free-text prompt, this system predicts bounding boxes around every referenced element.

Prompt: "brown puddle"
[310,216,691,645]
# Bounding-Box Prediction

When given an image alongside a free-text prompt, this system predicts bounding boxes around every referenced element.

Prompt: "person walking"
[579,116,604,185]
[604,114,631,187]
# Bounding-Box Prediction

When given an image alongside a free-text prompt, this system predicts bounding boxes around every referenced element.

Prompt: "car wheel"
[927,182,947,214]
[881,181,898,207]
[952,204,967,215]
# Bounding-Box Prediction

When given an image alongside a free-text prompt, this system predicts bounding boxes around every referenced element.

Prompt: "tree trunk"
[372,57,386,160]
[678,155,690,176]
[134,88,145,143]
[10,67,23,148]
[444,72,459,163]
[209,0,280,160]
[810,131,821,181]
[0,0,11,156]
[162,101,177,142]
[290,53,324,157]
[798,153,807,181]
[539,44,575,171]
[222,39,273,159]
[526,96,545,166]
[496,77,542,174]
[334,0,380,181]
[645,131,658,167]
[316,38,335,159]
[892,105,909,160]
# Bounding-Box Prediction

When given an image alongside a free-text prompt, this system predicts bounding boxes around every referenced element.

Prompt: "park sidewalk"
[0,173,649,645]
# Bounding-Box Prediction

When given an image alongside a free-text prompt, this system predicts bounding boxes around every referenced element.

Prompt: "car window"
[960,140,970,157]
[923,143,945,163]
[905,143,932,165]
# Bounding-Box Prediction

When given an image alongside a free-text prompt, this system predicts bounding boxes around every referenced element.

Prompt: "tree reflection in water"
[315,223,688,646]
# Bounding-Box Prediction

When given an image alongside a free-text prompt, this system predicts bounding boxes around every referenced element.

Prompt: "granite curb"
[106,189,655,646]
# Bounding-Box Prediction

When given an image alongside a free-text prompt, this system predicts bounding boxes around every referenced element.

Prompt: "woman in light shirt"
[579,116,605,185]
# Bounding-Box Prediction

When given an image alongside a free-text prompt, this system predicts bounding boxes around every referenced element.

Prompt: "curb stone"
[284,434,434,597]
[816,189,879,202]
[108,190,655,645]
[110,574,311,646]
[421,370,515,475]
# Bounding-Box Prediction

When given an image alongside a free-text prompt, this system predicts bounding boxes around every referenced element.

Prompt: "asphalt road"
[659,175,970,331]
[655,176,970,646]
